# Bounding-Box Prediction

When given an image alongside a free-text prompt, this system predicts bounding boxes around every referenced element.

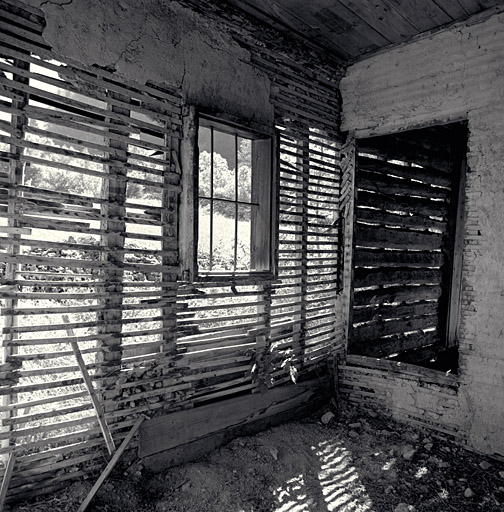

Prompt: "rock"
[480,461,491,470]
[499,487,504,492]
[441,446,451,453]
[349,422,361,429]
[321,411,335,425]
[385,486,394,494]
[402,447,417,461]
[348,430,359,439]
[181,481,191,492]
[464,488,475,498]
[269,447,278,460]
[394,503,415,512]
[498,471,504,479]
[402,432,419,443]
[438,461,450,469]
[424,443,433,451]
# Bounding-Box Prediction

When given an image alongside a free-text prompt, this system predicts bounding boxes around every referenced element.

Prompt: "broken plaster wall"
[341,8,504,458]
[28,0,274,128]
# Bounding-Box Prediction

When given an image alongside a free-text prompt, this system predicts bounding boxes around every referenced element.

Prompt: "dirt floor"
[10,403,504,512]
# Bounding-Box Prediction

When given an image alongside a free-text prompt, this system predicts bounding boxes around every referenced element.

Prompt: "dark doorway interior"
[349,122,467,373]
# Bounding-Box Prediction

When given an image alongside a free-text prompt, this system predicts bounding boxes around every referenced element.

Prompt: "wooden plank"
[0,453,14,511]
[139,379,326,458]
[354,248,444,267]
[353,301,438,323]
[357,155,451,187]
[356,190,447,218]
[356,206,446,231]
[353,314,438,342]
[77,415,147,512]
[355,224,443,251]
[351,329,439,358]
[358,138,450,174]
[62,316,115,456]
[358,169,449,199]
[353,284,442,306]
[344,353,459,385]
[338,0,418,43]
[354,267,442,287]
[446,157,467,347]
[382,0,452,30]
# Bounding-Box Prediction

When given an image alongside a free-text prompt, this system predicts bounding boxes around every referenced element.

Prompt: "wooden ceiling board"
[299,0,393,55]
[224,0,504,61]
[383,0,454,31]
[222,0,354,60]
[342,0,420,43]
[455,0,491,15]
[261,0,391,57]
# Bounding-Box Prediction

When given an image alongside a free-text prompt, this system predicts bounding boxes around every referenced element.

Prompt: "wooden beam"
[446,155,467,347]
[0,453,15,511]
[139,379,328,458]
[77,415,147,512]
[63,315,115,456]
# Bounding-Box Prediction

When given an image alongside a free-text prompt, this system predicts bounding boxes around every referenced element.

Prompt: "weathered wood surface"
[353,284,442,306]
[0,4,346,503]
[0,453,15,511]
[351,131,456,357]
[139,379,328,458]
[358,169,449,199]
[354,248,444,267]
[356,207,446,231]
[356,190,447,218]
[354,267,442,287]
[353,301,438,324]
[351,330,440,358]
[352,314,438,341]
[357,156,451,187]
[77,415,146,512]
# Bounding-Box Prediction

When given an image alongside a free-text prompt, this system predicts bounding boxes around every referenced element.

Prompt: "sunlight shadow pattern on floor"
[273,473,315,512]
[315,439,374,511]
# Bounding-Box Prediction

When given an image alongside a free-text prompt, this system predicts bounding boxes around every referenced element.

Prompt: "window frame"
[179,110,278,283]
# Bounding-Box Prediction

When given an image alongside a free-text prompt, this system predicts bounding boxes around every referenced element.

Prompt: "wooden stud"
[0,452,15,511]
[62,315,115,456]
[77,415,147,512]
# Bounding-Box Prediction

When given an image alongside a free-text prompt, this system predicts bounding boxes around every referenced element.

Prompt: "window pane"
[237,204,251,271]
[238,137,252,203]
[198,198,211,271]
[213,130,235,201]
[212,200,236,271]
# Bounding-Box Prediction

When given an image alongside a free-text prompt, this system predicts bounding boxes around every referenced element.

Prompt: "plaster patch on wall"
[28,0,274,127]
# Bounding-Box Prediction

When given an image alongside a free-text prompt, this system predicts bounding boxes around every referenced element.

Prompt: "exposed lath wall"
[0,0,348,502]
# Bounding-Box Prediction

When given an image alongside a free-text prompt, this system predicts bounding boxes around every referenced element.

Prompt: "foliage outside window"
[196,117,273,277]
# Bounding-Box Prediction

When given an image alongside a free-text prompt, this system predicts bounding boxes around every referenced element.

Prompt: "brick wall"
[341,8,504,458]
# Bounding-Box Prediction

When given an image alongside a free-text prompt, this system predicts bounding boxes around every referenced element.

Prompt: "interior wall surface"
[0,0,347,502]
[26,0,274,127]
[341,8,504,458]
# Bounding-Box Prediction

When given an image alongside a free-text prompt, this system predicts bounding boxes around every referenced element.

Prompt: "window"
[196,116,274,278]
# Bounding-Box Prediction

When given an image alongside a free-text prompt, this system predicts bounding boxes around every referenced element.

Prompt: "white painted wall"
[341,8,504,457]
